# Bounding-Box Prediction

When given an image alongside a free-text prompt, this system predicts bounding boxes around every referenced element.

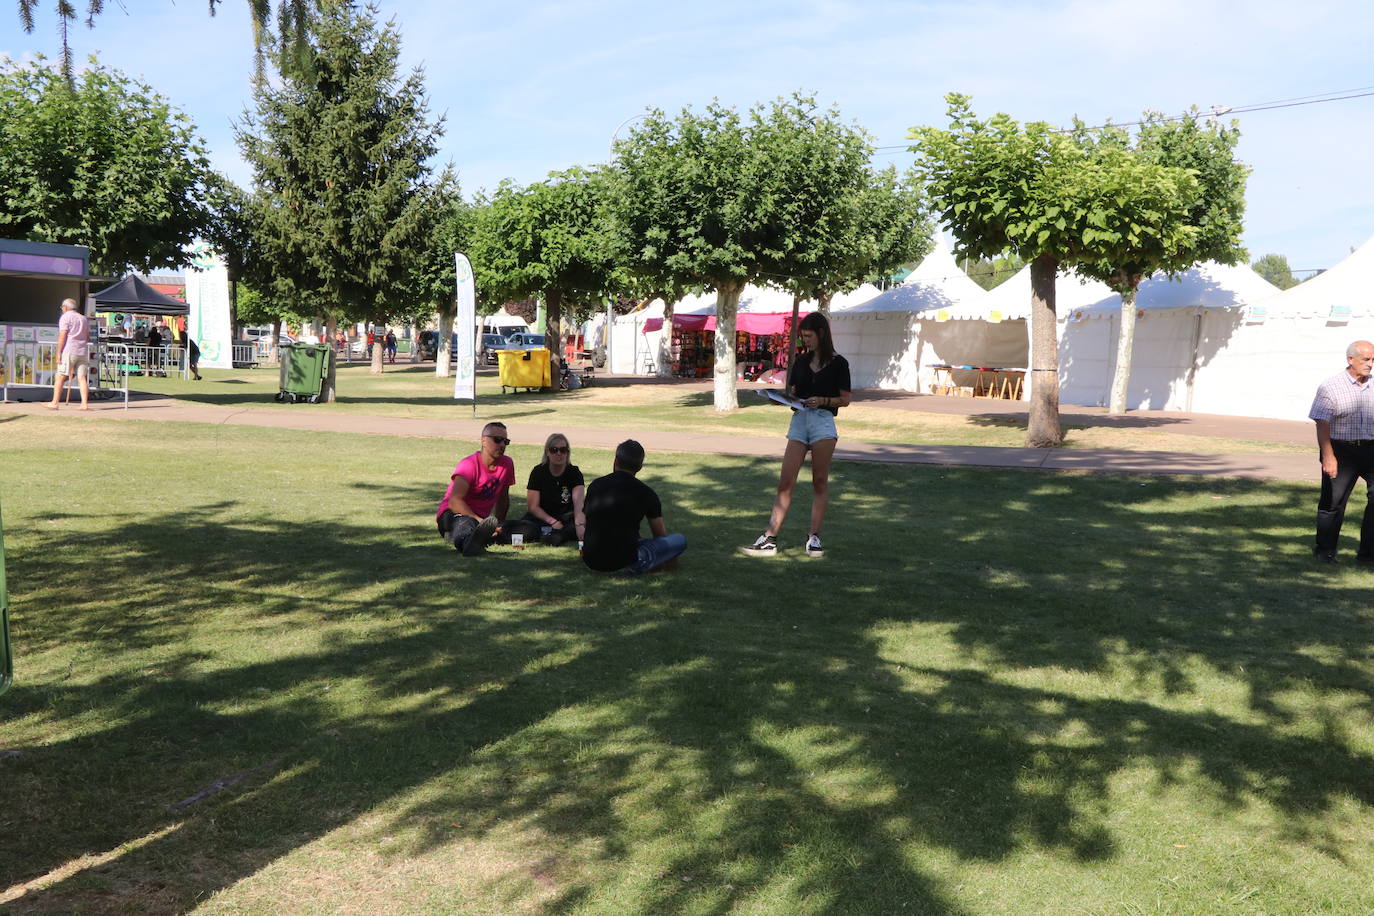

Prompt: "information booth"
[0,239,98,403]
[653,311,806,380]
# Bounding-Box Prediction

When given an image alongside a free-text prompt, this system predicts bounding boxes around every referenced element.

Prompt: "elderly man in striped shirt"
[1310,340,1374,563]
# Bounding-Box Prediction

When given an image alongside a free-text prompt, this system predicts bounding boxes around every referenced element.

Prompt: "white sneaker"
[805,534,824,558]
[741,534,778,557]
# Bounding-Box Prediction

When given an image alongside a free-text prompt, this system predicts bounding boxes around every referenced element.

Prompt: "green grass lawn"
[121,362,1307,456]
[2,414,1370,914]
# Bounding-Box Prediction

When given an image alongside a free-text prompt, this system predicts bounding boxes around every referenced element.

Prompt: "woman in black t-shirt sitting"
[742,311,851,559]
[506,432,586,546]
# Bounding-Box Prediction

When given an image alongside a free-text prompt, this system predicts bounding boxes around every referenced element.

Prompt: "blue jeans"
[627,533,687,574]
[787,406,838,445]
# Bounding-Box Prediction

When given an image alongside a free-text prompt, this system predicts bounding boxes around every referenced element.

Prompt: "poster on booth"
[34,326,58,386]
[9,326,35,385]
[0,326,8,385]
[184,242,234,369]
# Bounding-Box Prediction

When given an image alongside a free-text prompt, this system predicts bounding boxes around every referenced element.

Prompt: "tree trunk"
[1107,286,1139,415]
[269,317,282,365]
[713,280,744,411]
[435,302,455,377]
[656,292,674,377]
[545,289,563,387]
[1026,254,1062,447]
[409,321,420,363]
[787,292,802,373]
[818,292,832,315]
[371,327,384,374]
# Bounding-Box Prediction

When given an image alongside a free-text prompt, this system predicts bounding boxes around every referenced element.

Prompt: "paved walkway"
[3,379,1318,482]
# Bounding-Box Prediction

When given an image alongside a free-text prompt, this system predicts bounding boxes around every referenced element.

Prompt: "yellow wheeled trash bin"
[497,348,551,392]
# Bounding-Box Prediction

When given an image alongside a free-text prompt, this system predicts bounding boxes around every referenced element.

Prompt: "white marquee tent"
[1182,236,1374,420]
[1057,261,1279,412]
[829,237,986,392]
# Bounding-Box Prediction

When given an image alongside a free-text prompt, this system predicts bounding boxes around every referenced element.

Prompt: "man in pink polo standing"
[46,298,91,411]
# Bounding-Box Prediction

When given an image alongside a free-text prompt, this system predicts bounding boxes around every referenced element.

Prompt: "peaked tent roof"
[1247,234,1374,319]
[91,274,189,315]
[973,266,1115,321]
[1067,261,1278,321]
[828,282,881,311]
[831,235,984,317]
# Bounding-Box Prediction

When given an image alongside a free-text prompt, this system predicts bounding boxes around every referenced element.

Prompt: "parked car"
[242,327,295,348]
[479,333,508,364]
[499,332,547,351]
[416,330,441,361]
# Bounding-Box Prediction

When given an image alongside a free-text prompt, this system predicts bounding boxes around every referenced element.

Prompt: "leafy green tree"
[468,167,616,381]
[910,94,1205,445]
[613,93,901,409]
[1072,112,1248,414]
[0,56,213,274]
[401,176,473,377]
[962,253,1025,290]
[1252,252,1298,290]
[236,0,443,380]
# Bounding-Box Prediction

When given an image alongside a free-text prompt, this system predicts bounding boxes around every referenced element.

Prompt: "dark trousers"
[503,511,577,545]
[1316,440,1374,559]
[437,509,481,551]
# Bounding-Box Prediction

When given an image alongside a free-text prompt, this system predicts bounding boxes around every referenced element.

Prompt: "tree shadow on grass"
[3,462,1374,912]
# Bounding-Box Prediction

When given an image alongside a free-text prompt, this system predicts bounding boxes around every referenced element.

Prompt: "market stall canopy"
[642,285,812,334]
[1243,234,1374,320]
[973,266,1114,321]
[831,235,984,317]
[1064,261,1277,321]
[828,283,881,312]
[92,275,189,315]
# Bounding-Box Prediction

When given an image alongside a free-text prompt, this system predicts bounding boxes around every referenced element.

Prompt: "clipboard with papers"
[756,388,805,410]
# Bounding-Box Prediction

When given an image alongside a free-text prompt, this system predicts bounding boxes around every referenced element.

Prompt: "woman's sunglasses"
[547,445,569,454]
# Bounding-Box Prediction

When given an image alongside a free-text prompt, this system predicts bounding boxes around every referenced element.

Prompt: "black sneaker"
[462,516,499,557]
[741,534,778,557]
[805,533,824,558]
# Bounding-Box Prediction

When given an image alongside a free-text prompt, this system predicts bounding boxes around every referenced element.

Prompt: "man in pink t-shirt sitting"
[46,298,91,411]
[436,421,517,556]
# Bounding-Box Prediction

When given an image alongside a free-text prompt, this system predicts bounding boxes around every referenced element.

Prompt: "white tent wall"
[830,313,921,390]
[610,316,666,374]
[1188,314,1359,420]
[1058,308,1248,411]
[1056,261,1280,413]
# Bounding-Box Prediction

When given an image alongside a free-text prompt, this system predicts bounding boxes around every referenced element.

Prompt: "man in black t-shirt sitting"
[582,440,686,574]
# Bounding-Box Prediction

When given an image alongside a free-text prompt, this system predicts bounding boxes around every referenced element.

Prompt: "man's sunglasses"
[486,435,510,445]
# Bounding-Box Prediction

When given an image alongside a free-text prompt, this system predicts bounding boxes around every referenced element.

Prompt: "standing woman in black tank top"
[742,311,852,558]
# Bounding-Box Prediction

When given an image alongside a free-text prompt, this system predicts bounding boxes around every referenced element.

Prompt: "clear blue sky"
[7,0,1373,273]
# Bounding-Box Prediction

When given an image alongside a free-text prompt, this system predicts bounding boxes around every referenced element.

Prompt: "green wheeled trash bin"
[1,501,12,697]
[275,343,331,403]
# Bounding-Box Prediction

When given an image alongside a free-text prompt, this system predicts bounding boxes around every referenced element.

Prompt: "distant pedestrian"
[1310,339,1374,562]
[385,329,397,363]
[186,333,202,380]
[45,298,91,411]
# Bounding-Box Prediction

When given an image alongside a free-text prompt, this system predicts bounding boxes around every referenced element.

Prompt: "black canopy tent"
[92,275,189,316]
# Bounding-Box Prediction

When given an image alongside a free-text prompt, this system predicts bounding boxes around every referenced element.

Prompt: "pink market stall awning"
[643,311,810,334]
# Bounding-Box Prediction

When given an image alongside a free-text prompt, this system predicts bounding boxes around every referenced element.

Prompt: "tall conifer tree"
[236,0,442,377]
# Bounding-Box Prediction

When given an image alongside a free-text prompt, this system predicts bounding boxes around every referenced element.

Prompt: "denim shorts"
[787,407,838,445]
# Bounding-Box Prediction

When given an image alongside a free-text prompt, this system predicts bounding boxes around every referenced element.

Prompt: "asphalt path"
[4,377,1318,482]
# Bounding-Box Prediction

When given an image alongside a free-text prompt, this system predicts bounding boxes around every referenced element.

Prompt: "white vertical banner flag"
[452,252,476,401]
[184,242,233,369]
